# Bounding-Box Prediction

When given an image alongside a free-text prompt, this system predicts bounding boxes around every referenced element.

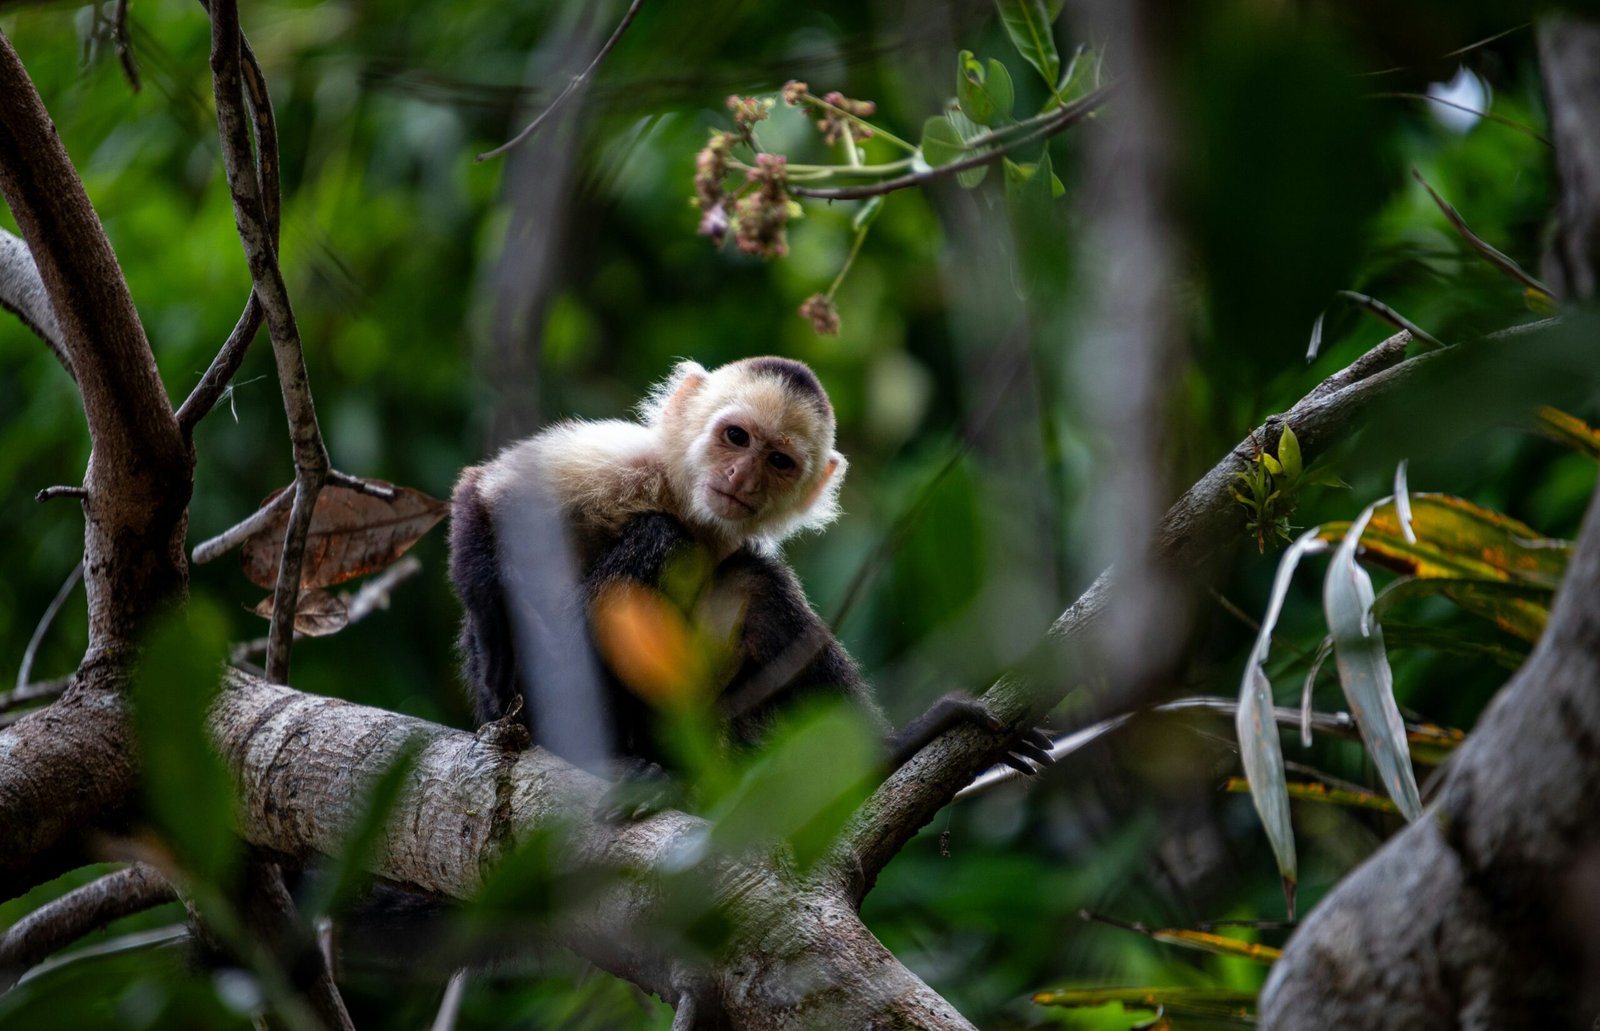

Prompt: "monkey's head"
[645,357,847,546]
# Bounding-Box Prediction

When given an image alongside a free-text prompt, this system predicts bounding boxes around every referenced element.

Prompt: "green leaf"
[1033,986,1258,1019]
[995,0,1061,90]
[947,108,990,188]
[919,115,965,168]
[851,195,884,233]
[707,701,878,871]
[1277,423,1302,480]
[1260,452,1283,476]
[1324,506,1424,821]
[956,51,1015,127]
[132,597,238,887]
[1374,577,1552,644]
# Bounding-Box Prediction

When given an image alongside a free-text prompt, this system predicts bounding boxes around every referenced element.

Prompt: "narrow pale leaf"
[1307,310,1326,362]
[1324,506,1424,821]
[1300,634,1334,747]
[1393,460,1416,544]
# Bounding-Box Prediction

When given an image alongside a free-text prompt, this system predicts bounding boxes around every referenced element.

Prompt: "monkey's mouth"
[708,487,757,517]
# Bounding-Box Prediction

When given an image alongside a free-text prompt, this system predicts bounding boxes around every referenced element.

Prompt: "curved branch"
[0,863,175,990]
[0,29,191,659]
[207,0,329,682]
[210,672,977,1030]
[828,327,1427,900]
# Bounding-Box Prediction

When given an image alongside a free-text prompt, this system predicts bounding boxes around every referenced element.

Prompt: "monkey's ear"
[799,451,846,515]
[640,360,708,424]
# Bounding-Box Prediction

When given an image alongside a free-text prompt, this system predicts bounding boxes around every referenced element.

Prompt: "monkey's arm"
[716,550,1053,773]
[449,465,520,725]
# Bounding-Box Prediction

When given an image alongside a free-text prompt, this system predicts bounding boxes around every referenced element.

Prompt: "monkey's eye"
[725,425,750,447]
[768,452,795,471]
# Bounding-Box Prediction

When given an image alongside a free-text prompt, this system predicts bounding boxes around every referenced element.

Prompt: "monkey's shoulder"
[472,419,674,533]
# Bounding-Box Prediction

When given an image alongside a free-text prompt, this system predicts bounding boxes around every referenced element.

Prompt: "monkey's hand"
[597,758,682,822]
[888,692,1056,774]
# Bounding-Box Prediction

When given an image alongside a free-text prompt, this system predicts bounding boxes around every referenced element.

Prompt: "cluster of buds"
[734,153,791,259]
[781,79,808,106]
[726,94,774,143]
[816,91,876,146]
[798,294,841,336]
[694,130,734,244]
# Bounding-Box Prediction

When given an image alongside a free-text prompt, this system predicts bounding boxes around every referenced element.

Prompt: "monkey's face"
[699,413,806,527]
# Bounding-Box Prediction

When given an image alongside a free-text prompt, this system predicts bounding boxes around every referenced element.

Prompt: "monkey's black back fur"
[449,466,885,766]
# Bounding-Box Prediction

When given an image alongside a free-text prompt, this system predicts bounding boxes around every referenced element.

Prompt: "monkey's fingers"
[999,753,1039,776]
[1021,728,1055,753]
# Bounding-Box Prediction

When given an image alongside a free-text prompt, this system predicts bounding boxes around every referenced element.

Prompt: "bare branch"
[34,485,87,503]
[0,676,69,715]
[17,560,82,691]
[207,0,331,682]
[0,863,174,991]
[326,469,397,499]
[0,227,68,376]
[191,487,293,566]
[790,85,1116,201]
[0,28,191,659]
[177,25,279,435]
[111,0,140,92]
[476,0,647,162]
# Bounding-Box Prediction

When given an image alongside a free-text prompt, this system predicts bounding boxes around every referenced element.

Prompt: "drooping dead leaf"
[251,588,349,636]
[240,482,448,590]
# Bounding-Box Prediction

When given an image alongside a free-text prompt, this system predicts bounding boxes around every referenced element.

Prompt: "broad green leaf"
[132,597,238,887]
[1277,423,1302,480]
[956,51,1015,127]
[1324,505,1423,821]
[1376,621,1527,670]
[707,701,878,871]
[1317,493,1570,588]
[1374,576,1551,644]
[1148,927,1281,965]
[1536,405,1600,460]
[995,0,1060,90]
[918,115,965,168]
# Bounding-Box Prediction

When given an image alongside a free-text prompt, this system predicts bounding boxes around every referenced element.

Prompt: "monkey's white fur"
[477,359,847,556]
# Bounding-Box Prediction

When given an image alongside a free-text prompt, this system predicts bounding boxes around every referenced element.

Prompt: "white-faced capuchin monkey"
[449,355,1052,777]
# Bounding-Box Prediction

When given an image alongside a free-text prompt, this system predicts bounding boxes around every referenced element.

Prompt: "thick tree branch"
[1259,469,1600,1029]
[0,863,174,990]
[1539,17,1600,299]
[0,29,192,660]
[209,672,976,1030]
[827,327,1426,899]
[207,0,329,683]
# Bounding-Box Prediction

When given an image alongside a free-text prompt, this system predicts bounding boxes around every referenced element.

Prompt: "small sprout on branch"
[726,94,774,143]
[734,154,793,259]
[798,294,841,335]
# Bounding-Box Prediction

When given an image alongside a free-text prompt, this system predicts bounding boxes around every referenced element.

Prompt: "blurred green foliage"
[0,0,1594,1027]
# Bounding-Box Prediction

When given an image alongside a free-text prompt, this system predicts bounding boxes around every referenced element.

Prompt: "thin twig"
[1336,291,1446,350]
[111,0,141,92]
[791,84,1115,201]
[327,469,397,499]
[192,488,293,565]
[0,676,70,715]
[178,18,280,434]
[1367,92,1550,146]
[18,560,82,691]
[35,485,87,503]
[209,0,332,682]
[476,0,647,162]
[1411,168,1554,293]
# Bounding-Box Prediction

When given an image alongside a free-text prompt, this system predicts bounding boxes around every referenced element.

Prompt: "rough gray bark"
[209,673,977,1031]
[1262,16,1600,1026]
[0,863,173,990]
[1259,470,1600,1029]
